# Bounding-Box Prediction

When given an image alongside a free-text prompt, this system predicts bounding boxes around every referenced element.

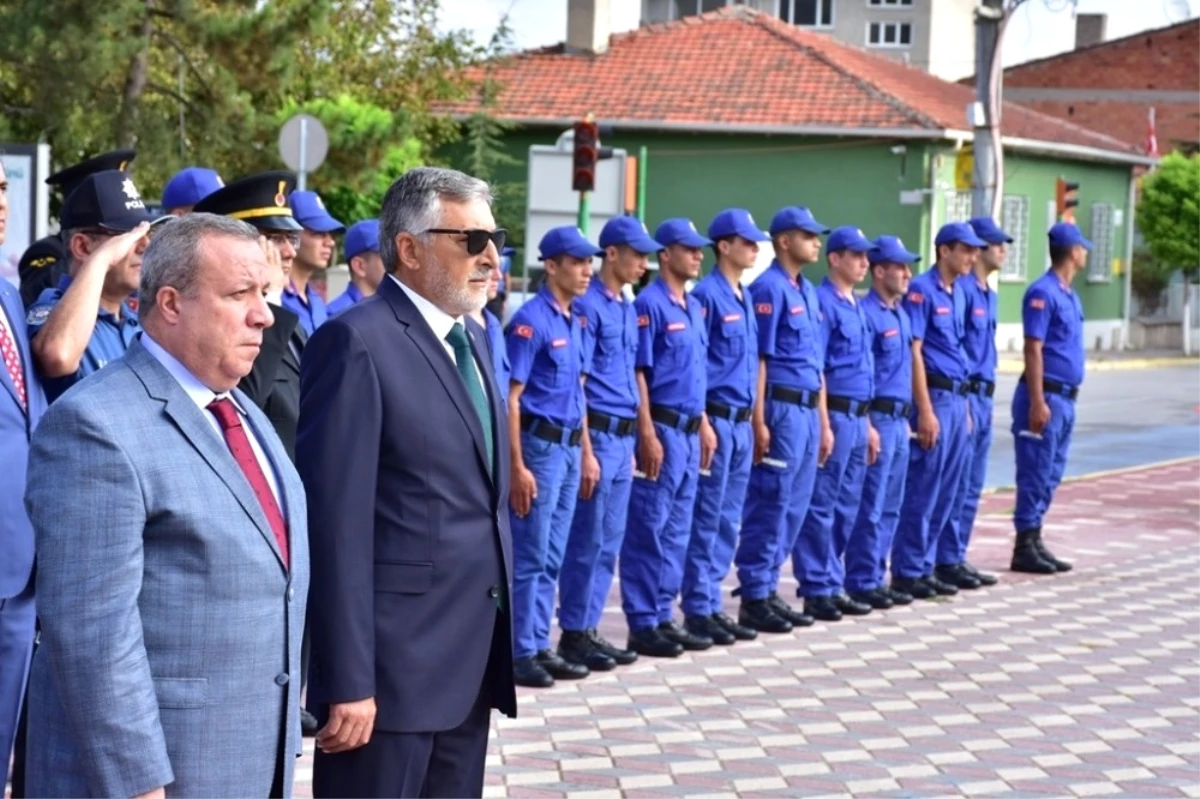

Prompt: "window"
[779,0,833,27]
[1088,203,1115,282]
[869,0,913,5]
[868,21,912,46]
[945,190,973,224]
[1000,195,1030,281]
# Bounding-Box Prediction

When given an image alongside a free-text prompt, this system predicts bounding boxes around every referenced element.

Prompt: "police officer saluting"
[734,206,828,633]
[844,236,918,608]
[891,222,986,599]
[557,217,660,672]
[620,217,715,657]
[27,170,157,402]
[1010,222,1088,574]
[507,225,597,688]
[678,212,761,645]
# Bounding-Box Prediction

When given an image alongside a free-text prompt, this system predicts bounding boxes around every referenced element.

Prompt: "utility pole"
[972,0,1006,219]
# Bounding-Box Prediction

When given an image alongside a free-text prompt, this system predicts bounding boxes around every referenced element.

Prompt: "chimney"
[1075,13,1107,49]
[566,0,611,54]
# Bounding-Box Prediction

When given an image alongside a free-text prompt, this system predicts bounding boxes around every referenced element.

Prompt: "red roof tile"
[441,7,1140,158]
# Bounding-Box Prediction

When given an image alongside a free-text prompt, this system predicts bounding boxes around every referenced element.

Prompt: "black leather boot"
[1011,529,1057,574]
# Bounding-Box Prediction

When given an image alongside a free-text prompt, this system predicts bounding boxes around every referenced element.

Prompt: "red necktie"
[0,316,27,411]
[207,398,289,568]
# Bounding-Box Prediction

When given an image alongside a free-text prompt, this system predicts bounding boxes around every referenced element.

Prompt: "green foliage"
[1138,152,1200,281]
[1130,247,1175,314]
[321,139,425,226]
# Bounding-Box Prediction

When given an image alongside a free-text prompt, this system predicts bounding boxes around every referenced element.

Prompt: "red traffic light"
[1055,177,1080,223]
[573,121,599,193]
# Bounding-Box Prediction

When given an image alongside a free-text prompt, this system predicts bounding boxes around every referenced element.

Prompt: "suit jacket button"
[488,585,499,599]
[288,587,295,602]
[275,673,290,686]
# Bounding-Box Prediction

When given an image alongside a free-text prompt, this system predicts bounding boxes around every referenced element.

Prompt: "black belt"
[968,378,996,398]
[1022,376,1080,401]
[706,400,752,423]
[587,410,637,437]
[766,385,820,408]
[826,395,870,417]
[650,405,703,434]
[870,397,911,418]
[927,373,969,395]
[521,414,583,446]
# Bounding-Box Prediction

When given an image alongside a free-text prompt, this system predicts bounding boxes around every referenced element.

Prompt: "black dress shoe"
[301,708,320,737]
[1033,528,1073,572]
[803,596,843,622]
[891,576,935,600]
[558,630,617,672]
[832,594,873,615]
[686,615,735,646]
[713,612,758,641]
[882,585,913,605]
[514,656,555,688]
[588,628,638,665]
[628,627,684,658]
[849,589,893,610]
[935,563,982,590]
[923,574,959,596]
[1011,529,1057,574]
[769,591,815,627]
[658,620,712,651]
[738,599,793,633]
[962,561,999,586]
[537,649,589,680]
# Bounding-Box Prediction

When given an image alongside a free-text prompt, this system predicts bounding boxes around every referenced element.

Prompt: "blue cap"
[599,216,663,254]
[769,206,830,236]
[654,218,712,248]
[968,216,1013,244]
[162,167,223,209]
[501,246,517,257]
[869,235,920,265]
[289,190,345,233]
[935,221,988,248]
[708,209,770,242]
[1048,222,1092,250]
[538,226,604,260]
[60,170,158,232]
[344,219,380,261]
[826,226,877,253]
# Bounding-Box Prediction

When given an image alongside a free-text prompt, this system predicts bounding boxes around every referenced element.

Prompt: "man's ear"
[396,233,421,271]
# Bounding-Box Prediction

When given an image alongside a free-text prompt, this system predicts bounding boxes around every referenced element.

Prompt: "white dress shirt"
[391,275,485,388]
[140,333,282,507]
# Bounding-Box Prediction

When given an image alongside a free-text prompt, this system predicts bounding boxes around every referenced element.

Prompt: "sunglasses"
[423,228,507,256]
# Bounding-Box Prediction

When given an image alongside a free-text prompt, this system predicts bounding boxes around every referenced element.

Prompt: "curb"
[996,356,1199,374]
[983,455,1200,496]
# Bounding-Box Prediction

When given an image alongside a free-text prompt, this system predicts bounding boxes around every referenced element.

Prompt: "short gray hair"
[379,167,493,272]
[139,213,259,318]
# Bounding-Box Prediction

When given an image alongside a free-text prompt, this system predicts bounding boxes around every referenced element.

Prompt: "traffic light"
[1055,177,1080,223]
[572,119,614,193]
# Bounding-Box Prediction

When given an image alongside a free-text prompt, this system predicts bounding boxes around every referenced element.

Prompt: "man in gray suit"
[23,213,309,798]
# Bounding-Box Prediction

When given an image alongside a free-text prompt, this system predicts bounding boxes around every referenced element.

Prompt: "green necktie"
[445,322,494,472]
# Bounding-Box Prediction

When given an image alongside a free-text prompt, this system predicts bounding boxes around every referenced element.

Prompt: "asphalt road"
[984,364,1200,488]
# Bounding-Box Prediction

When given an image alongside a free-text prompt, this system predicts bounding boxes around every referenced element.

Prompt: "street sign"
[278,114,329,191]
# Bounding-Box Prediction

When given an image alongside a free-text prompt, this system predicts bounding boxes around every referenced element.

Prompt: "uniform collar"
[769,259,800,289]
[866,287,897,310]
[820,276,856,305]
[537,284,572,317]
[589,275,623,303]
[928,266,956,294]
[653,276,688,308]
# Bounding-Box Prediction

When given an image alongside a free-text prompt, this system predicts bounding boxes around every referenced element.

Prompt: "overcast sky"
[440,0,1196,73]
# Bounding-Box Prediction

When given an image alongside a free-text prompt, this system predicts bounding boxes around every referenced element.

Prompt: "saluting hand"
[317,697,376,754]
[510,464,538,517]
[86,221,150,273]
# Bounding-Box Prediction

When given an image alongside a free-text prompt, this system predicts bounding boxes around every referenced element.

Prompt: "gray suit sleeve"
[25,403,174,796]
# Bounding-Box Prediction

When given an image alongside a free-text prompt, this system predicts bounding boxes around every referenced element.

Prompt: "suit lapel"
[379,279,492,481]
[127,340,287,572]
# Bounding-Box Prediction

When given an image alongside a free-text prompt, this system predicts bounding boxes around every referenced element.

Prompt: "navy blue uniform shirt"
[1022,270,1085,388]
[862,288,913,403]
[506,286,585,427]
[958,274,998,383]
[575,276,639,419]
[903,267,968,382]
[634,278,707,416]
[692,270,757,410]
[818,277,873,401]
[748,261,823,392]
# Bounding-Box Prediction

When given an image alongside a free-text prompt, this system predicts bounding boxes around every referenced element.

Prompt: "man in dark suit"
[298,167,516,798]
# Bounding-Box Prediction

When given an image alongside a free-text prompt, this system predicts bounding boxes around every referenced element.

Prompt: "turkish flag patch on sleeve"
[907,291,923,304]
[1030,298,1046,310]
[755,303,773,315]
[514,324,534,338]
[637,315,650,327]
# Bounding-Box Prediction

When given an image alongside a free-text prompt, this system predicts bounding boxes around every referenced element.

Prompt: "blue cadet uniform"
[734,206,828,610]
[679,213,758,624]
[484,308,510,412]
[284,190,345,334]
[559,217,662,641]
[891,221,987,584]
[936,217,1009,574]
[26,169,155,403]
[792,227,878,605]
[844,237,917,598]
[620,224,710,635]
[1012,223,1087,541]
[328,219,380,317]
[506,226,598,664]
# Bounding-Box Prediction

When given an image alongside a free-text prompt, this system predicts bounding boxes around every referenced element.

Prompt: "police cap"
[46,149,138,198]
[193,171,303,231]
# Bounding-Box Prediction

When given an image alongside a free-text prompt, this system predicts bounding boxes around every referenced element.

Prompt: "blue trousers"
[891,387,970,580]
[558,429,635,631]
[620,424,700,631]
[681,415,753,618]
[510,433,581,660]
[1012,383,1076,532]
[845,412,911,594]
[0,576,34,781]
[735,399,820,601]
[793,410,868,598]
[936,392,994,566]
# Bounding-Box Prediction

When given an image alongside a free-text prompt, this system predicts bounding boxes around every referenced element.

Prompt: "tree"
[1138,151,1200,282]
